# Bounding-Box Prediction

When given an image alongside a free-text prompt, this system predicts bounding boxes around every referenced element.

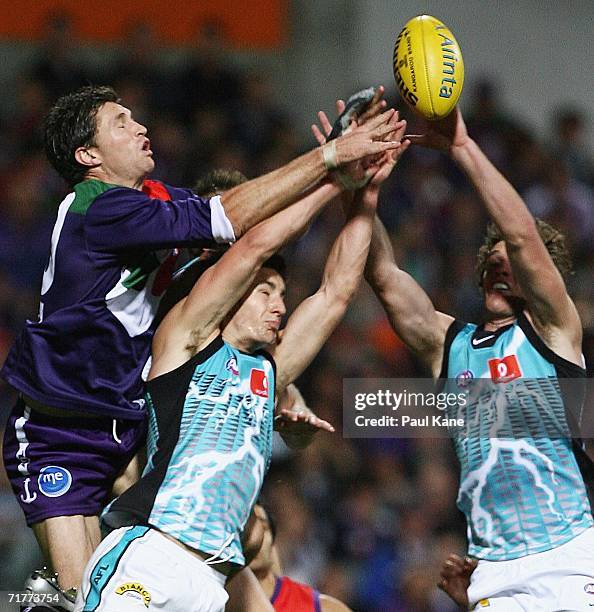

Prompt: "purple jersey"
[2,179,228,420]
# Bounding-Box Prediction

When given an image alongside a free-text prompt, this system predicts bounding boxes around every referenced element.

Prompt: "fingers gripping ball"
[393,15,464,120]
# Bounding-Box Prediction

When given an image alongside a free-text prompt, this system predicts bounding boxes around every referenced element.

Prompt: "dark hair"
[43,85,119,185]
[192,168,248,198]
[262,253,286,279]
[476,218,573,285]
[156,169,284,323]
[193,168,285,274]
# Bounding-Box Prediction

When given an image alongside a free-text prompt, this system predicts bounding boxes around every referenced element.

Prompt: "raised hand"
[274,405,335,450]
[313,104,409,189]
[330,109,403,167]
[406,106,470,152]
[357,85,388,125]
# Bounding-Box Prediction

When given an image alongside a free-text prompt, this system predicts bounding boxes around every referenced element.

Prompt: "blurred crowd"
[0,13,592,612]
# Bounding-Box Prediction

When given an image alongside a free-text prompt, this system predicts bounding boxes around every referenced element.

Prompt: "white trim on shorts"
[76,526,228,612]
[15,403,32,476]
[468,526,594,611]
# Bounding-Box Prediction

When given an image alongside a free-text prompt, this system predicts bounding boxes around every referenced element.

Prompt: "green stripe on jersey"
[70,179,117,215]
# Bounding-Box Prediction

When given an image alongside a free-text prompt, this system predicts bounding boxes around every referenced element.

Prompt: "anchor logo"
[20,477,37,504]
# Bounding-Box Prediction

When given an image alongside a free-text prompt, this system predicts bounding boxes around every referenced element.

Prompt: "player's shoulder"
[142,179,197,202]
[69,178,121,215]
[446,319,475,343]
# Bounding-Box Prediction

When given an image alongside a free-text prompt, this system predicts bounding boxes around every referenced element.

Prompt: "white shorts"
[75,526,228,612]
[468,527,594,611]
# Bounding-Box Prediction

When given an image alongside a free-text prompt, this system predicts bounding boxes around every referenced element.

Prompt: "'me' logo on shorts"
[38,466,72,497]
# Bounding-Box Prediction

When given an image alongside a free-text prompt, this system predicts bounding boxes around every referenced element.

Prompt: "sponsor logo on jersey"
[38,466,72,498]
[226,357,239,376]
[250,368,269,397]
[472,334,495,346]
[455,369,474,388]
[585,583,594,594]
[115,582,151,608]
[488,355,522,383]
[478,599,490,607]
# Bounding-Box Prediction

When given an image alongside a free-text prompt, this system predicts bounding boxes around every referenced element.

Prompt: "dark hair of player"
[193,168,249,198]
[43,85,119,186]
[476,218,573,286]
[192,168,286,278]
[155,170,286,325]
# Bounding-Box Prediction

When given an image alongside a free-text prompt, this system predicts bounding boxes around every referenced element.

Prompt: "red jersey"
[271,576,321,612]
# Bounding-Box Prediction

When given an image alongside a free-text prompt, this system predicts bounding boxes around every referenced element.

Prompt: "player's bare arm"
[221,109,402,237]
[271,149,398,396]
[408,108,582,364]
[312,101,451,378]
[150,180,342,377]
[365,216,454,377]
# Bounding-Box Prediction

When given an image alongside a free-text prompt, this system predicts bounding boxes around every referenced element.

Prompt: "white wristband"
[322,140,338,171]
[336,171,370,191]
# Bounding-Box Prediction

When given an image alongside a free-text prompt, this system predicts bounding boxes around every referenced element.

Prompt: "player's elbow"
[240,226,279,263]
[323,278,360,310]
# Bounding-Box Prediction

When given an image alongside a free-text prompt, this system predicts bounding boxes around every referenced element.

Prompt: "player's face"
[89,102,154,186]
[230,268,286,350]
[482,241,524,316]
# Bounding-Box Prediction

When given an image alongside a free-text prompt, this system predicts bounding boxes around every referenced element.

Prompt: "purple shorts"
[2,398,147,526]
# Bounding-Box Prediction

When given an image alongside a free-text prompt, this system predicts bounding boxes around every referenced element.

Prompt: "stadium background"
[0,2,592,610]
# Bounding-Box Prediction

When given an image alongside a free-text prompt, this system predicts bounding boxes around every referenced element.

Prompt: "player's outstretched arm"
[408,108,582,360]
[271,151,397,396]
[220,109,401,237]
[365,216,454,378]
[151,181,342,377]
[312,100,451,378]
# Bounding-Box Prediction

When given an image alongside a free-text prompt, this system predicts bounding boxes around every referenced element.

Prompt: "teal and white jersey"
[441,312,592,561]
[104,335,275,567]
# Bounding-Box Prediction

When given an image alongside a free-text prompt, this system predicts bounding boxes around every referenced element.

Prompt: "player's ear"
[75,146,101,168]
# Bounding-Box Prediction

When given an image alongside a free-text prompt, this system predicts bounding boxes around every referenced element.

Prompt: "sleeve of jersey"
[85,187,236,252]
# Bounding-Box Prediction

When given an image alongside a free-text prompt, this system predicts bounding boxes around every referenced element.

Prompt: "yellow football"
[393,15,464,120]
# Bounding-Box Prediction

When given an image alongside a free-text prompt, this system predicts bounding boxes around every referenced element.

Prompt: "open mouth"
[491,282,510,291]
[142,139,151,153]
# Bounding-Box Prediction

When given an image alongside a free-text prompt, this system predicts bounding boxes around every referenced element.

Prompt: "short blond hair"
[476,218,573,286]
